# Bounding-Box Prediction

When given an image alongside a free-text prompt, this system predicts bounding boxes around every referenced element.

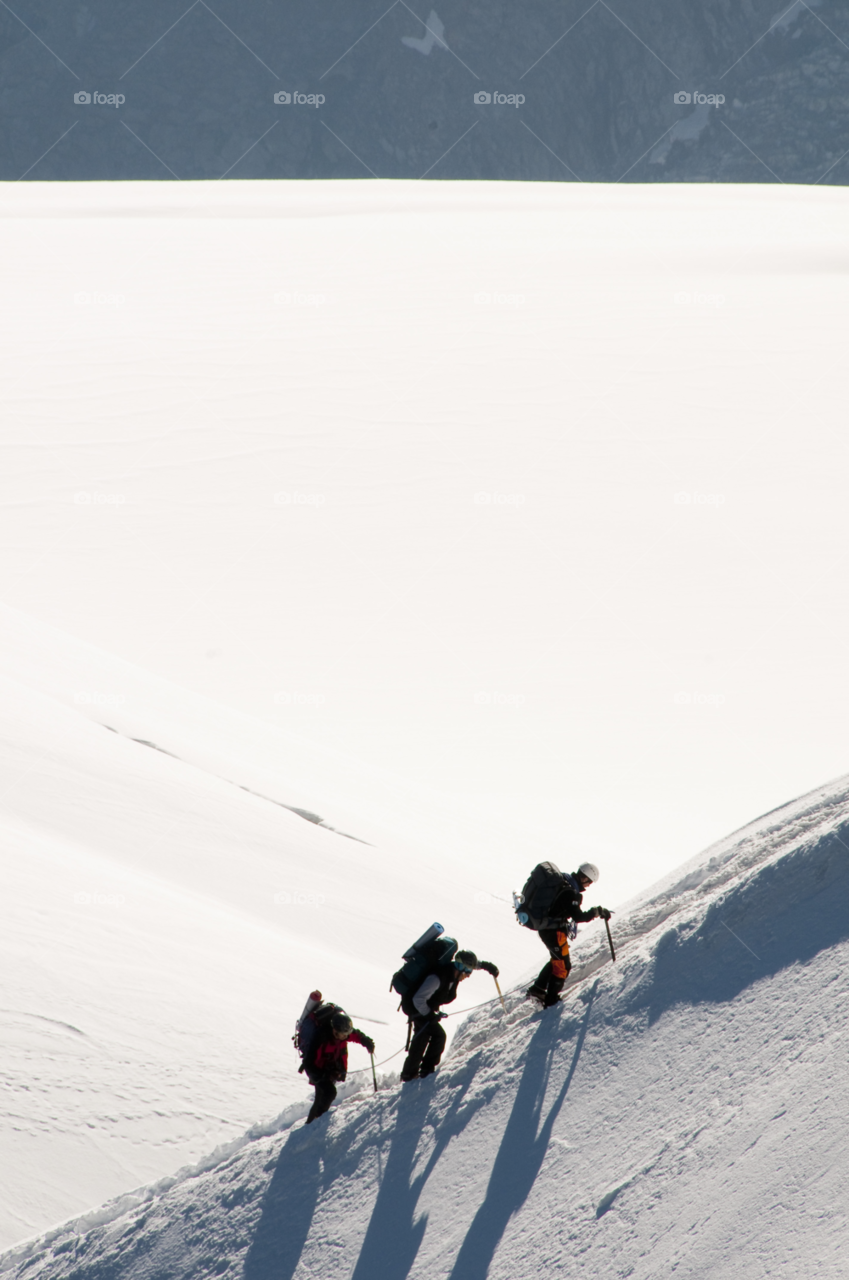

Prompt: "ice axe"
[370,1053,378,1094]
[493,975,506,1011]
[604,915,616,962]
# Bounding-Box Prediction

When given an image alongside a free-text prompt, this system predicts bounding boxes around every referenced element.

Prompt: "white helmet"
[578,861,600,884]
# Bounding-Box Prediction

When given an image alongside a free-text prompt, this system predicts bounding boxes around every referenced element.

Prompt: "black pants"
[401,1016,446,1080]
[530,928,573,1002]
[306,1072,338,1123]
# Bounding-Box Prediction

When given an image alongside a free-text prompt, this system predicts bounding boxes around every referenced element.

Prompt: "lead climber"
[516,861,611,1008]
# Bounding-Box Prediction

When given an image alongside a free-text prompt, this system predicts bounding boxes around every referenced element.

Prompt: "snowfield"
[3,761,847,1279]
[3,179,849,902]
[3,177,849,1273]
[0,603,543,1250]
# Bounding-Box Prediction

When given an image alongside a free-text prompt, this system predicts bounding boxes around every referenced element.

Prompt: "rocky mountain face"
[0,2,847,183]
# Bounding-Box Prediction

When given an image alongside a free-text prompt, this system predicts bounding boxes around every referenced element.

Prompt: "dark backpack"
[391,934,458,999]
[516,861,572,930]
[295,1001,344,1070]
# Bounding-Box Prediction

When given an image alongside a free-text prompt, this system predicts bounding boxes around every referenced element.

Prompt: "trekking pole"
[370,1053,378,1094]
[604,917,616,962]
[493,976,506,1011]
[405,1018,413,1051]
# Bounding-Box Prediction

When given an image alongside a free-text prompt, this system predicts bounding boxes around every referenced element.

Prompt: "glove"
[360,1035,375,1055]
[478,961,500,979]
[597,907,611,921]
[431,1011,447,1022]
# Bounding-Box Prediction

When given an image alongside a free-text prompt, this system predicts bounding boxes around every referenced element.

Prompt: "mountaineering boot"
[542,993,562,1008]
[526,985,546,1005]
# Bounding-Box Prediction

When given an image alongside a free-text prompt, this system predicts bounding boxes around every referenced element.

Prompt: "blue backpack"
[391,934,458,999]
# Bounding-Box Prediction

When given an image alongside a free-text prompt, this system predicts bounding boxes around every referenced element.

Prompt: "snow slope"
[3,176,849,1266]
[4,179,849,897]
[0,608,539,1251]
[4,770,847,1279]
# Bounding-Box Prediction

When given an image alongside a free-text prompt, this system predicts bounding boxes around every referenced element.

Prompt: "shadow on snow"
[446,983,597,1280]
[242,1124,327,1280]
[640,825,849,1020]
[349,1062,487,1280]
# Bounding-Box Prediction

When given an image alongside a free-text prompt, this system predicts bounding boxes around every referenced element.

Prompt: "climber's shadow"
[447,983,598,1280]
[349,1064,485,1280]
[242,1124,326,1280]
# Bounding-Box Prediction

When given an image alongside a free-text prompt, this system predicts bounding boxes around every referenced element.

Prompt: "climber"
[518,861,611,1008]
[397,947,499,1082]
[296,999,375,1124]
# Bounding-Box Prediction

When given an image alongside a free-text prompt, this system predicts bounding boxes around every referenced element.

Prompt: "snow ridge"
[4,772,849,1280]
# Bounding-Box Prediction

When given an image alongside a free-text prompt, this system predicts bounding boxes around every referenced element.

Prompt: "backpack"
[294,999,344,1070]
[515,861,572,931]
[391,932,458,999]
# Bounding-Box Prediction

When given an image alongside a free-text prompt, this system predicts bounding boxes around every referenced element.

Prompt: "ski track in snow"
[3,770,848,1278]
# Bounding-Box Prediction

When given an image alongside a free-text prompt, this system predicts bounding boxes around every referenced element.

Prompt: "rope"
[348,1046,406,1074]
[444,994,503,1017]
[346,993,510,1076]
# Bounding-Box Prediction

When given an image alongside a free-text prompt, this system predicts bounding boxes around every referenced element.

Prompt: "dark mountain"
[1,1,847,183]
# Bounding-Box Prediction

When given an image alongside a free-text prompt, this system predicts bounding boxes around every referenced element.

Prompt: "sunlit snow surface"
[3,180,849,900]
[3,765,848,1279]
[1,180,849,1258]
[0,608,536,1248]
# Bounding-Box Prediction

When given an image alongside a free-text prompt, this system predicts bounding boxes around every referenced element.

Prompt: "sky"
[2,178,849,907]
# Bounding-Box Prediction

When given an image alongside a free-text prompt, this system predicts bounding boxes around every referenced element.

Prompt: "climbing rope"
[346,992,511,1076]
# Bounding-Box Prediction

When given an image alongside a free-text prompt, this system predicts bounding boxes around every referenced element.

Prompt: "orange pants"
[539,928,571,980]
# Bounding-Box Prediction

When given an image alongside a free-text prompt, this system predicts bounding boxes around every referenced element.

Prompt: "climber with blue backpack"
[294,992,375,1124]
[391,925,499,1082]
[515,861,612,1008]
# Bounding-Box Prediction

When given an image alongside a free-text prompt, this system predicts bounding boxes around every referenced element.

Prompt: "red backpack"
[293,992,345,1072]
